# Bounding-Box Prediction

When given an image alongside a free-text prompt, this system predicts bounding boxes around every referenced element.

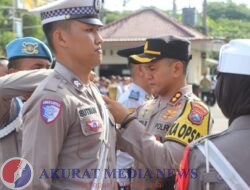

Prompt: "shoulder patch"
[166,101,210,146]
[188,102,208,125]
[129,90,140,101]
[40,99,62,124]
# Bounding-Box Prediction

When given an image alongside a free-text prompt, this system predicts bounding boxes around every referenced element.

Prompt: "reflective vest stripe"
[198,139,250,190]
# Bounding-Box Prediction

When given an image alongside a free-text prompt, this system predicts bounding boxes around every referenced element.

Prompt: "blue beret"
[6,37,53,63]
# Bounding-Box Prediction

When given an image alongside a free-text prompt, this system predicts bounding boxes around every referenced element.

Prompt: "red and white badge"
[87,120,101,132]
[188,103,208,125]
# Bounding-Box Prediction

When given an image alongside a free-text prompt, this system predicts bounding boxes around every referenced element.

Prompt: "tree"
[102,10,132,24]
[0,0,46,55]
[0,0,16,55]
[207,0,250,21]
[22,13,44,40]
[206,1,250,40]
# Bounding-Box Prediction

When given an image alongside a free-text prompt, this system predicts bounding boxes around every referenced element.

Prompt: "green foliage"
[0,0,45,56]
[101,1,250,41]
[207,17,250,41]
[22,13,44,40]
[0,32,16,55]
[1,0,250,55]
[0,1,16,55]
[0,0,12,6]
[207,0,250,21]
[102,10,133,24]
[196,1,250,40]
[206,1,250,41]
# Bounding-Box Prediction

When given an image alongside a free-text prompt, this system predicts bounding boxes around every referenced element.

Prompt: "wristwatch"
[120,113,137,129]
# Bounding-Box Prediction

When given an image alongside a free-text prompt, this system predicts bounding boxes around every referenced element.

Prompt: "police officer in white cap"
[20,0,117,190]
[116,46,152,189]
[176,39,250,190]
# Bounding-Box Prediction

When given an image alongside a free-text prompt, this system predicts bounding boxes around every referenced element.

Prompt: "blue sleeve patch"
[40,99,62,124]
[128,90,140,101]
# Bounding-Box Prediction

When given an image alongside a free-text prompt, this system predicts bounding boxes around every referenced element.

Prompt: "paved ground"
[209,103,228,134]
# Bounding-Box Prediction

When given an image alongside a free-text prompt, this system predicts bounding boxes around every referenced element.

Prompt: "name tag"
[79,107,97,117]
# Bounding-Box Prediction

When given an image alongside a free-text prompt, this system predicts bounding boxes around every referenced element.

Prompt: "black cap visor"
[77,17,103,26]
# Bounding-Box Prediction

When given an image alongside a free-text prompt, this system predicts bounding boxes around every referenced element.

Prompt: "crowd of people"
[82,74,217,107]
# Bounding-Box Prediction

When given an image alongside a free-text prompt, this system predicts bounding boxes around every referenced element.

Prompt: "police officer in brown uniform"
[177,40,250,190]
[0,37,52,190]
[21,0,117,189]
[104,36,212,190]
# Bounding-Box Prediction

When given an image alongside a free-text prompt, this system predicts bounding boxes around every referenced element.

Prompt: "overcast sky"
[104,0,250,12]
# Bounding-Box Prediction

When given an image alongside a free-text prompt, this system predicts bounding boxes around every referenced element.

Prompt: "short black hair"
[51,59,56,69]
[42,20,72,53]
[169,58,189,75]
[8,59,21,69]
[182,60,189,75]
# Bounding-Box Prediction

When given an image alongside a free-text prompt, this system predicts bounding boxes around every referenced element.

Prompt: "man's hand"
[103,96,130,124]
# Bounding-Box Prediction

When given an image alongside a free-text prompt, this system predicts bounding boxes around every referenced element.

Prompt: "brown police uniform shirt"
[117,85,212,190]
[182,115,250,190]
[21,63,117,190]
[0,69,52,190]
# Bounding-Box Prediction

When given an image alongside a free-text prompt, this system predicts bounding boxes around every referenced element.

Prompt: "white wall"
[102,47,128,65]
[187,50,202,84]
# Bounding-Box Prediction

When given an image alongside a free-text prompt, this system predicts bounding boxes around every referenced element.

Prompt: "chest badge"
[87,120,101,132]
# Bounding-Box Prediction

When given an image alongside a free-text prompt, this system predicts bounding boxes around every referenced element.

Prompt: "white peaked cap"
[30,0,103,26]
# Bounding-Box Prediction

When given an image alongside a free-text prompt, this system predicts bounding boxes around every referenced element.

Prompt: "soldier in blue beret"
[6,37,52,72]
[0,37,53,190]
